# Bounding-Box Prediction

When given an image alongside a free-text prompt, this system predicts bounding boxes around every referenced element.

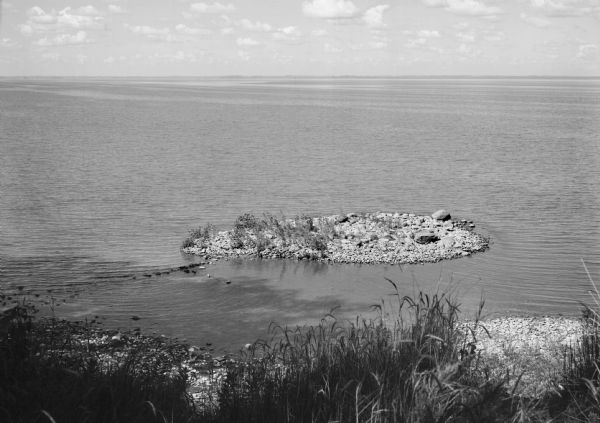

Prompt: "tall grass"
[0,298,197,423]
[200,284,520,422]
[558,260,600,421]
[6,268,600,422]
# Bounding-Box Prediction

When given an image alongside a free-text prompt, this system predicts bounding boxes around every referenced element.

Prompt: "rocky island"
[181,209,489,264]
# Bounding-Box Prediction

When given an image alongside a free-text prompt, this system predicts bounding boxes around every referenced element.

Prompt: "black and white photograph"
[1,0,599,421]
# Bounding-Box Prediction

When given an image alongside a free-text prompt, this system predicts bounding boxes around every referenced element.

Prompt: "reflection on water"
[1,77,599,352]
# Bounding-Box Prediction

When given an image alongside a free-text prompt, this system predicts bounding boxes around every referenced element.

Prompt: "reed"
[200,284,521,422]
[0,298,197,423]
[556,260,600,421]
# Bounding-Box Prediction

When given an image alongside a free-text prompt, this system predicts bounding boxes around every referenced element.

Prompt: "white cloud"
[363,5,389,28]
[35,30,89,46]
[124,24,179,42]
[272,26,302,42]
[324,42,342,52]
[126,24,169,36]
[302,0,360,19]
[483,30,504,42]
[236,37,260,46]
[422,0,502,16]
[20,6,104,35]
[108,4,127,14]
[221,27,235,35]
[148,51,200,63]
[456,31,475,42]
[405,38,427,48]
[190,2,235,14]
[175,24,211,35]
[369,40,388,49]
[577,43,598,60]
[311,29,328,37]
[530,0,600,17]
[418,29,441,37]
[40,52,60,61]
[520,13,551,27]
[75,5,101,16]
[1,38,17,48]
[239,19,272,32]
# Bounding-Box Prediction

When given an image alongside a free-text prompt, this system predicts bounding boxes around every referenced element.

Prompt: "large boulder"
[414,231,439,244]
[432,209,451,221]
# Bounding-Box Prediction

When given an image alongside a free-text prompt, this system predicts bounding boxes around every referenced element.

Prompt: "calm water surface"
[1,77,599,351]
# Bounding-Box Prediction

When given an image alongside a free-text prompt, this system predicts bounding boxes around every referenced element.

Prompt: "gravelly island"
[182,209,489,265]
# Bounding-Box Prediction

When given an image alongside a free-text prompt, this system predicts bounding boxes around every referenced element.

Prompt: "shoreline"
[181,210,490,265]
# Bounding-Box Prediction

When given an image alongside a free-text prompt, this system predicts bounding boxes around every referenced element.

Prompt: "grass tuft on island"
[181,211,489,264]
[3,285,600,422]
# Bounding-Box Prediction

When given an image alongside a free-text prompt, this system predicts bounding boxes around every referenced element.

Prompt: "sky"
[0,0,598,76]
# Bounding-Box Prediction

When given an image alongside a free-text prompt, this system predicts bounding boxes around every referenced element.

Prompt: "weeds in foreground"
[0,298,196,423]
[556,260,600,422]
[4,264,600,422]
[200,286,524,423]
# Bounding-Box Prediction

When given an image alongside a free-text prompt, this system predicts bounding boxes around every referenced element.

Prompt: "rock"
[414,231,439,244]
[440,237,455,249]
[432,209,451,221]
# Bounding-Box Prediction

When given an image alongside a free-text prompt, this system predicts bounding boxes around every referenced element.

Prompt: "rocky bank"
[182,209,489,265]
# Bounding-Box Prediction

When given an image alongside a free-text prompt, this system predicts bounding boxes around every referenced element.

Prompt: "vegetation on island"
[182,211,489,264]
[3,273,600,422]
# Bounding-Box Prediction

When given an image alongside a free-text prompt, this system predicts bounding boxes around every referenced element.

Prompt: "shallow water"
[1,77,599,352]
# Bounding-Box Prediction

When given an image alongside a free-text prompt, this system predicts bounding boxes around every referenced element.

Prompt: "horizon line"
[1,74,599,79]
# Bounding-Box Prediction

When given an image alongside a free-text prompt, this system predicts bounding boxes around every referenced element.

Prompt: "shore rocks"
[182,210,489,265]
[414,231,439,244]
[432,209,451,221]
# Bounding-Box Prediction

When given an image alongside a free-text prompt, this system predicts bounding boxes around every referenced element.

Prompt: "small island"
[181,209,489,264]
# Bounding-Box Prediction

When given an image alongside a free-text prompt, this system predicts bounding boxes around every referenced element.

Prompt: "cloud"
[189,2,235,14]
[405,37,427,48]
[456,30,475,42]
[108,4,127,14]
[577,43,598,60]
[302,0,360,18]
[147,51,201,63]
[324,42,342,53]
[75,5,101,16]
[124,24,179,42]
[236,37,260,46]
[35,30,89,46]
[1,38,17,48]
[40,52,60,61]
[520,13,551,27]
[272,26,302,42]
[530,0,600,17]
[175,24,211,35]
[20,6,103,35]
[125,24,169,36]
[239,19,272,32]
[422,0,501,16]
[363,4,389,28]
[418,29,441,37]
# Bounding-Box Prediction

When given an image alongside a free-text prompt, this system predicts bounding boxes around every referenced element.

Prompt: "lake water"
[1,77,599,352]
